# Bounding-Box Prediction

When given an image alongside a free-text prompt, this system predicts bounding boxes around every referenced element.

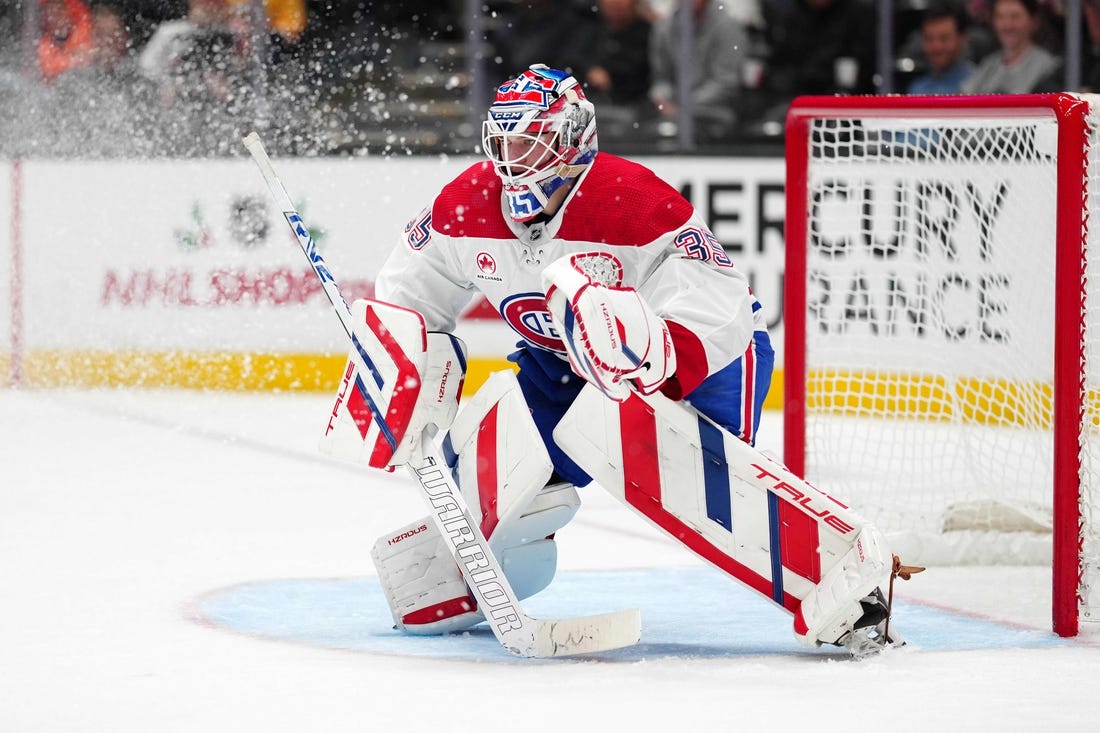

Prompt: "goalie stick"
[241,131,641,657]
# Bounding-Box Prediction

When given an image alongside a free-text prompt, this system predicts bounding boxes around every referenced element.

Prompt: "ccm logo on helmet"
[500,292,566,353]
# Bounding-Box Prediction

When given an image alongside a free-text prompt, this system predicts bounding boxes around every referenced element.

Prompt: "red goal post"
[784,94,1099,637]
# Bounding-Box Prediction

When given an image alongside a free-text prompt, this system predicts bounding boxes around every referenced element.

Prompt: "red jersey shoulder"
[431,161,513,239]
[557,153,694,246]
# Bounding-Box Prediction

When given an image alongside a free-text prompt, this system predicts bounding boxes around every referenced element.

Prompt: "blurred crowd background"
[0,0,1093,158]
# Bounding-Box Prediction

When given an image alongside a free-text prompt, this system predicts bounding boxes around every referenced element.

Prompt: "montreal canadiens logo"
[476,252,497,274]
[499,292,566,353]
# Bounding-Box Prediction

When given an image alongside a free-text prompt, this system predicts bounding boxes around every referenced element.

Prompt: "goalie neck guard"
[482,64,598,223]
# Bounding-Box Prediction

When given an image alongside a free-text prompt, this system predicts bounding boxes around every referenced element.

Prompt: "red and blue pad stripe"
[555,387,848,615]
[441,401,503,539]
[439,370,556,550]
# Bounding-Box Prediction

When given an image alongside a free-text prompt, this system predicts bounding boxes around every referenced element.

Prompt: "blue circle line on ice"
[191,566,1071,661]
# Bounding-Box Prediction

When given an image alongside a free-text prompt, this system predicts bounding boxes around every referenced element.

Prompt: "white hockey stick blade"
[530,609,642,657]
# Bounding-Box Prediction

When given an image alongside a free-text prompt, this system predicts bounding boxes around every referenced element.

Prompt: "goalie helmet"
[482,64,598,223]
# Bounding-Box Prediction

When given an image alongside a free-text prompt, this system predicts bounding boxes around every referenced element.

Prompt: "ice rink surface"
[3,388,1099,732]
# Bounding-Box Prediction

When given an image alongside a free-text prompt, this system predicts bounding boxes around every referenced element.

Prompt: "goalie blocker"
[318,299,467,470]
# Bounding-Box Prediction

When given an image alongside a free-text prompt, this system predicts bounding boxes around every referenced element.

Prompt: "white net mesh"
[800,112,1065,568]
[1081,103,1100,622]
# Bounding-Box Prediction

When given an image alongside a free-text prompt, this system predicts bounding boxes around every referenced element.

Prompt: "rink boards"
[0,156,786,399]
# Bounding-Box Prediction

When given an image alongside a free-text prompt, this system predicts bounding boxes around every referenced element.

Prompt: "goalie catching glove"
[543,252,676,401]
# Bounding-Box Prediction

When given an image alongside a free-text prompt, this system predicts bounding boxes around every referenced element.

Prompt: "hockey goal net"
[784,94,1100,636]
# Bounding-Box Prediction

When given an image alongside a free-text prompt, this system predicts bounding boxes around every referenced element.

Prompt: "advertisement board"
[2,155,788,393]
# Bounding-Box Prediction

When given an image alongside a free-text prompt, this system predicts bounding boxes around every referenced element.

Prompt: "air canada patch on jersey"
[474,251,503,283]
[500,292,565,353]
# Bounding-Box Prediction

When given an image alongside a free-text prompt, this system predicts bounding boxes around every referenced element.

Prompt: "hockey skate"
[835,588,903,658]
[835,556,925,658]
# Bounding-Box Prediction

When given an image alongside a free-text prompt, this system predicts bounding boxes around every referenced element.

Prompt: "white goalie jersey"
[375,153,765,397]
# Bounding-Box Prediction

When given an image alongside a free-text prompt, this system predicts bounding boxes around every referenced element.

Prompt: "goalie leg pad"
[443,369,568,548]
[554,384,895,649]
[373,482,579,635]
[375,365,581,636]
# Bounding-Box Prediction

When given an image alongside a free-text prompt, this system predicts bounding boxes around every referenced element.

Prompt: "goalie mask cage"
[784,93,1100,637]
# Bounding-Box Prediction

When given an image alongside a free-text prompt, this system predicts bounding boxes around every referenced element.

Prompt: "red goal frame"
[783,94,1092,637]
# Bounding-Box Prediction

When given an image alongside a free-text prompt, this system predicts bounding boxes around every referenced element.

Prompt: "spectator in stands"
[227,0,307,43]
[138,0,250,154]
[90,4,134,72]
[226,0,308,66]
[139,0,236,88]
[84,4,163,155]
[963,0,1004,60]
[967,0,1064,54]
[1081,0,1100,92]
[492,0,597,78]
[38,0,96,81]
[648,0,746,143]
[762,0,876,97]
[585,0,654,109]
[84,4,157,102]
[725,0,766,32]
[907,1,976,94]
[29,3,161,157]
[961,0,1059,94]
[101,1,187,51]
